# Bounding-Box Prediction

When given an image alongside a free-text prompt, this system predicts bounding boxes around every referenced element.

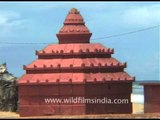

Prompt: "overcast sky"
[0,2,159,81]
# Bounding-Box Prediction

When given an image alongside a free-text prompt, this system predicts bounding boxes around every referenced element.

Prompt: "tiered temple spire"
[57,8,92,44]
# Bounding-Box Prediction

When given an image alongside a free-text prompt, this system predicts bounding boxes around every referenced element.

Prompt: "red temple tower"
[18,8,135,117]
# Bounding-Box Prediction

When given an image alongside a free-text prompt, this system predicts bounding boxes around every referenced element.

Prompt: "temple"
[18,8,135,117]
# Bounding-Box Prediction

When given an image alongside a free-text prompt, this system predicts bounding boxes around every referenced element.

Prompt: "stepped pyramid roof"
[18,8,134,85]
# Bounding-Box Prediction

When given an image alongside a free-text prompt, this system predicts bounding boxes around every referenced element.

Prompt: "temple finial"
[70,8,79,14]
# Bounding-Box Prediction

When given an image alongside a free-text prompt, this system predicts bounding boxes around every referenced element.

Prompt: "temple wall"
[19,82,132,116]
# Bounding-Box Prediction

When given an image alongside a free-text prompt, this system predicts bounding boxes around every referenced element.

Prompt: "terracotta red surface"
[37,43,112,53]
[140,82,160,113]
[56,8,92,44]
[18,8,135,116]
[19,72,133,84]
[25,58,121,68]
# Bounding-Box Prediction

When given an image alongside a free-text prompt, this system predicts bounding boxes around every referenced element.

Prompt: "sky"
[0,1,159,81]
